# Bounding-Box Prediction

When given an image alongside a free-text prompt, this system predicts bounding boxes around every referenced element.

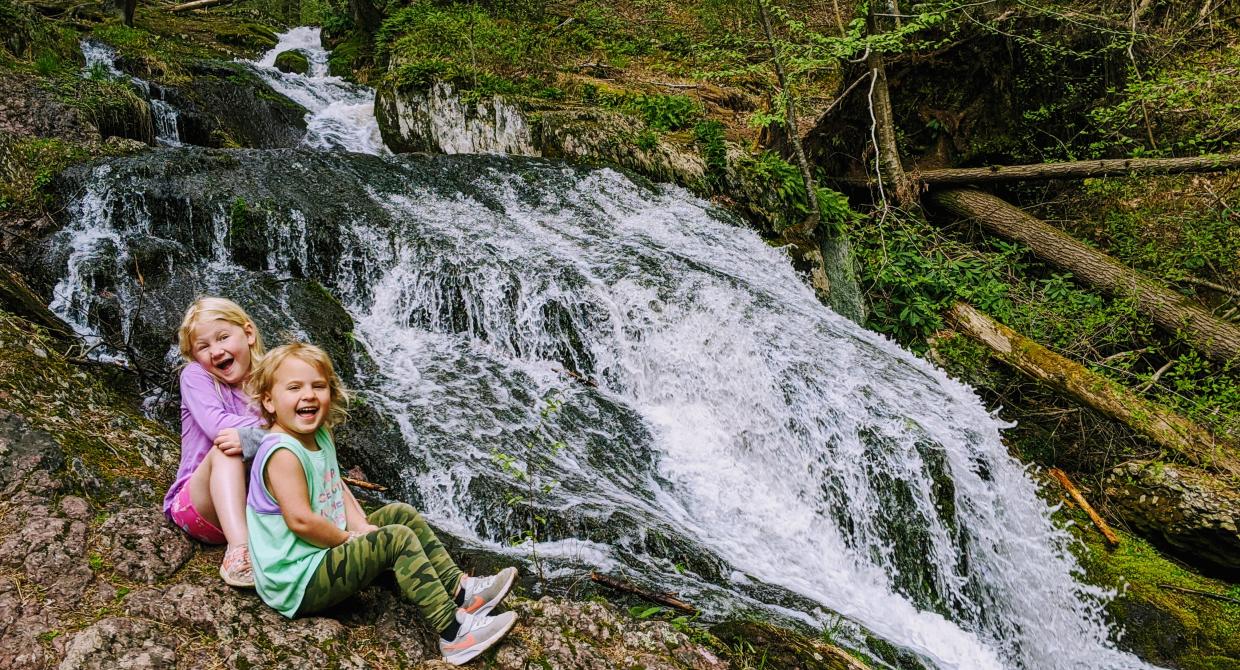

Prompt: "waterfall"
[80,40,181,147]
[244,27,387,155]
[40,27,1160,670]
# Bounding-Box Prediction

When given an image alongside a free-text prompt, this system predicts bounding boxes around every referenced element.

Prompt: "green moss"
[0,136,140,214]
[0,0,79,66]
[273,49,309,74]
[1069,509,1240,667]
[0,310,171,482]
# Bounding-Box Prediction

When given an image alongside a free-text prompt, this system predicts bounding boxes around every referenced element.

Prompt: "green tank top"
[245,428,347,618]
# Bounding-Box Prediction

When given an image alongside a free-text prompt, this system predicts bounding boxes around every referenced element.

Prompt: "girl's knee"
[375,524,416,551]
[380,502,419,521]
[207,447,244,470]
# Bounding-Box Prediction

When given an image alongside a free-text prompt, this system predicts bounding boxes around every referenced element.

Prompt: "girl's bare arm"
[265,449,350,548]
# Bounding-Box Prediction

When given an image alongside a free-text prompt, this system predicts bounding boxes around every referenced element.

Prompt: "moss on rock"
[1068,507,1240,669]
[273,49,309,75]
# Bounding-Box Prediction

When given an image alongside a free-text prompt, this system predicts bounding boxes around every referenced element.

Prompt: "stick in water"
[590,572,697,614]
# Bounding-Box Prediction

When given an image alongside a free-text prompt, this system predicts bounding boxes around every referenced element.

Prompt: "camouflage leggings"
[296,502,463,631]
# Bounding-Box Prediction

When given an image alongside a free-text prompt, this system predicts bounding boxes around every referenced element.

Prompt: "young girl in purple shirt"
[164,296,266,587]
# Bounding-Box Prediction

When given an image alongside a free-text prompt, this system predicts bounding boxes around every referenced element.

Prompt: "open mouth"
[295,406,319,420]
[214,357,235,373]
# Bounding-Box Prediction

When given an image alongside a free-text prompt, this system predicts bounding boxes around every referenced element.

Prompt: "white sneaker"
[439,609,518,666]
[460,566,517,616]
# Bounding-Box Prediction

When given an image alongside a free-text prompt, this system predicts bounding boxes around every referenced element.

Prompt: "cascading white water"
[80,40,181,146]
[245,27,387,155]
[42,27,1163,670]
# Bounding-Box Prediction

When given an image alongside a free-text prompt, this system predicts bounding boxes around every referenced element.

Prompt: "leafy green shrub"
[692,119,727,187]
[634,128,659,151]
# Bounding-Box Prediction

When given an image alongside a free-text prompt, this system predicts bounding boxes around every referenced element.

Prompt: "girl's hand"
[214,428,242,456]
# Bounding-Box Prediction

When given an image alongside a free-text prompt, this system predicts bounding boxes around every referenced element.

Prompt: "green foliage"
[1088,49,1240,157]
[634,128,660,151]
[739,151,856,231]
[693,120,728,188]
[621,94,702,131]
[0,137,133,213]
[34,51,64,75]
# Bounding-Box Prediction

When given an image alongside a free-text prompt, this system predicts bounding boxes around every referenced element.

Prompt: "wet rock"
[58,618,177,670]
[1104,461,1240,578]
[99,508,195,584]
[167,61,307,149]
[274,49,310,75]
[712,620,870,670]
[0,408,65,499]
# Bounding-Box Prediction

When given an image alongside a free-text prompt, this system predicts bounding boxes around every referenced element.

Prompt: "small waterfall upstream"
[245,27,387,155]
[42,27,1158,670]
[81,40,181,147]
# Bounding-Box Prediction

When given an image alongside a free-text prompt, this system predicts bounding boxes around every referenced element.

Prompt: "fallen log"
[590,572,697,614]
[946,302,1240,477]
[1048,468,1120,548]
[167,0,231,12]
[916,154,1240,184]
[933,188,1240,364]
[0,264,77,341]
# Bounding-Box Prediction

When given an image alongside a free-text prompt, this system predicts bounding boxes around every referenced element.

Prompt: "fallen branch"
[1048,468,1119,547]
[343,475,387,492]
[947,302,1240,477]
[933,189,1240,364]
[1177,276,1240,301]
[1158,583,1240,605]
[167,0,231,12]
[590,572,697,614]
[552,366,598,388]
[912,155,1240,185]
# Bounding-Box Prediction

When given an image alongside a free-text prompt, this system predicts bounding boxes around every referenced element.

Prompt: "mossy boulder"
[1068,506,1240,669]
[710,620,871,669]
[273,49,309,75]
[214,21,279,53]
[167,61,307,149]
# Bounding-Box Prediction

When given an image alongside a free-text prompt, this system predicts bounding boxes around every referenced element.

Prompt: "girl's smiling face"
[261,355,332,446]
[190,318,256,386]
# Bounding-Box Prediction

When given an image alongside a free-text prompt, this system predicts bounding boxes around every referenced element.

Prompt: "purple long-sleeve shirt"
[163,362,262,518]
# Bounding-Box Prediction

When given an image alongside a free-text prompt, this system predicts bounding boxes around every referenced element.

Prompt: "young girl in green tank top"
[244,342,520,666]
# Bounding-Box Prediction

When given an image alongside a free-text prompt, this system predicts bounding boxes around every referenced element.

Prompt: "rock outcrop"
[1104,460,1240,578]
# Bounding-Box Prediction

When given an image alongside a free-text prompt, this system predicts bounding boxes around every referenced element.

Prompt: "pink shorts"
[168,485,227,544]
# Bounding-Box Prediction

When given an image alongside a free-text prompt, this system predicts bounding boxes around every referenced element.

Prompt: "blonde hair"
[177,296,266,363]
[245,342,350,429]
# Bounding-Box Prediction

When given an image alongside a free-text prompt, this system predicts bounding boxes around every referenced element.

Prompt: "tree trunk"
[933,188,1240,364]
[349,0,382,34]
[914,155,1240,185]
[104,0,136,24]
[167,0,229,12]
[758,0,865,323]
[947,302,1239,477]
[865,12,916,207]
